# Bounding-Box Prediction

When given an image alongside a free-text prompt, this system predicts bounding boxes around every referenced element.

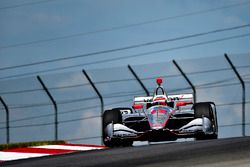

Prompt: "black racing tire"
[121,140,133,147]
[103,109,122,128]
[102,109,133,147]
[194,102,213,119]
[195,133,218,140]
[193,102,218,140]
[102,109,122,147]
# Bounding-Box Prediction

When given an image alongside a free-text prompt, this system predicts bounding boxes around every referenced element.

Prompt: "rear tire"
[193,102,218,140]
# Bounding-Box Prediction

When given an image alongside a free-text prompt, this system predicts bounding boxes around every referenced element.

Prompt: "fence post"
[82,69,104,144]
[37,76,58,141]
[173,60,196,103]
[128,65,150,96]
[224,53,245,137]
[0,97,9,144]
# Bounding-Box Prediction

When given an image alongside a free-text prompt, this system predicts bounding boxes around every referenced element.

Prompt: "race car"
[102,78,218,147]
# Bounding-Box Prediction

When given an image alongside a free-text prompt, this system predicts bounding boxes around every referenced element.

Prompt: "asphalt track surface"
[2,137,250,167]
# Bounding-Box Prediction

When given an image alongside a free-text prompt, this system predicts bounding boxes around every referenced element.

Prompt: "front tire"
[193,102,218,140]
[102,109,133,147]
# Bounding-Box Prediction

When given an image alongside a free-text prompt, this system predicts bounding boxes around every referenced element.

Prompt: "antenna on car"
[156,77,163,86]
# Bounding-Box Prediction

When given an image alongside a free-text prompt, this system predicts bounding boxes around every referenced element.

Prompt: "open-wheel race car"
[102,78,218,147]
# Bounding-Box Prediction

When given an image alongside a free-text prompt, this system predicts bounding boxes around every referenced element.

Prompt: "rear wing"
[133,93,193,104]
[133,96,153,104]
[168,94,193,102]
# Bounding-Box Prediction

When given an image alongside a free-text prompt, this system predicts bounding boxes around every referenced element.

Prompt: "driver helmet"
[153,95,168,105]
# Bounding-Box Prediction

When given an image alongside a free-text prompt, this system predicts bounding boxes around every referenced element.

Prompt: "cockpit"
[153,77,168,102]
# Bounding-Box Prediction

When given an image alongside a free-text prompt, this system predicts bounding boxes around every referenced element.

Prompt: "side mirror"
[133,104,144,109]
[176,101,193,107]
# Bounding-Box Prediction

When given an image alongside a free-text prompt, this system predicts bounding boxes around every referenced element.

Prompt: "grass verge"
[0,140,66,151]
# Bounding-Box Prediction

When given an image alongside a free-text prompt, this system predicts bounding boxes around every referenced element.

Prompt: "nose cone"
[147,106,170,130]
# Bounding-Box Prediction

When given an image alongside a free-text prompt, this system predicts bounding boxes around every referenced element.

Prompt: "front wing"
[104,117,216,142]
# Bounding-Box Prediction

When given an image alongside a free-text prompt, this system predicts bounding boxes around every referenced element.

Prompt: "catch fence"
[0,53,250,144]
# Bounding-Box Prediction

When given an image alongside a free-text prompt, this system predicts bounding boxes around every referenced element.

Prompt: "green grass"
[0,140,66,151]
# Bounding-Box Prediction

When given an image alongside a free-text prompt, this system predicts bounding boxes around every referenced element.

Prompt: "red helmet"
[153,95,168,105]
